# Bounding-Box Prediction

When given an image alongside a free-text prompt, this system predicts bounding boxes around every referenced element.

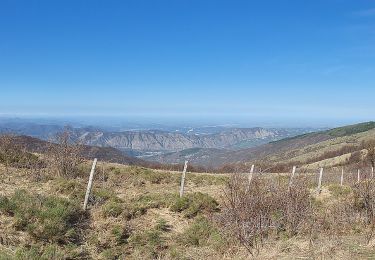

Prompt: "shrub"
[0,190,84,243]
[170,192,219,218]
[220,173,312,255]
[123,193,177,220]
[134,167,179,184]
[45,130,84,178]
[179,216,224,248]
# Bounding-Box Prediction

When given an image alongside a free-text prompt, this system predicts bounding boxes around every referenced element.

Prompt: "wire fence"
[242,165,375,190]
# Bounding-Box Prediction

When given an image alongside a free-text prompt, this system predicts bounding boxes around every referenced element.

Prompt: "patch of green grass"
[129,229,166,259]
[102,200,124,218]
[155,218,170,232]
[170,192,219,218]
[91,188,119,205]
[109,166,180,185]
[179,216,225,248]
[100,247,124,260]
[53,178,85,200]
[10,244,86,260]
[0,190,84,244]
[328,184,352,198]
[166,245,190,260]
[123,193,177,220]
[111,224,131,245]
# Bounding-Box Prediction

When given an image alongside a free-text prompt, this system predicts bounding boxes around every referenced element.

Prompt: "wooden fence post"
[288,166,297,189]
[248,164,255,185]
[317,168,323,194]
[357,169,360,183]
[83,158,97,211]
[179,161,188,198]
[340,167,344,186]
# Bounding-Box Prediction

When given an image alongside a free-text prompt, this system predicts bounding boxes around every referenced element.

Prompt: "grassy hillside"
[326,121,375,137]
[2,159,375,259]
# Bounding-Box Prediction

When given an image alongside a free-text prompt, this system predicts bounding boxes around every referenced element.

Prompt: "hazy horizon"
[1,1,375,123]
[0,113,370,129]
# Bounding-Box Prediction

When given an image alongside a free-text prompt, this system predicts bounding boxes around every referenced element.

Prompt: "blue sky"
[0,0,374,125]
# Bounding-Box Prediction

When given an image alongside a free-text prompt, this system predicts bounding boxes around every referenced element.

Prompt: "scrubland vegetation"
[2,132,375,259]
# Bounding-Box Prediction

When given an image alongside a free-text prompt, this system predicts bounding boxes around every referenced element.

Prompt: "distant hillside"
[69,127,311,152]
[148,122,375,170]
[9,135,149,166]
[0,121,313,153]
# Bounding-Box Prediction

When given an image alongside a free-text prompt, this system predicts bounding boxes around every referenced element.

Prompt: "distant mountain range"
[1,118,375,171]
[0,120,315,155]
[148,122,375,170]
[70,127,313,153]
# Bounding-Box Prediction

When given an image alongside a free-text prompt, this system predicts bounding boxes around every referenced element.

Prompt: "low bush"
[122,193,177,220]
[0,190,84,244]
[220,174,312,255]
[170,192,219,218]
[179,216,225,248]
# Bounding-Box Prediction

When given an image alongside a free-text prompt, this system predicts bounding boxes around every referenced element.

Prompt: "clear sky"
[0,0,374,125]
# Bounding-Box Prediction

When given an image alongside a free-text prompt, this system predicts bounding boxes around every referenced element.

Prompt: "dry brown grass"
[2,157,375,259]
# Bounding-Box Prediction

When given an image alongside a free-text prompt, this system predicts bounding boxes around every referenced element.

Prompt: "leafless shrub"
[352,180,375,223]
[46,130,84,178]
[219,172,312,255]
[220,173,271,254]
[276,177,312,236]
[362,139,375,169]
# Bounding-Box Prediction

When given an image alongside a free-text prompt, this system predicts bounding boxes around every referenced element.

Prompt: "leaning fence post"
[317,168,323,194]
[357,169,360,183]
[340,167,344,186]
[179,161,188,198]
[288,166,297,189]
[83,158,98,211]
[248,164,255,185]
